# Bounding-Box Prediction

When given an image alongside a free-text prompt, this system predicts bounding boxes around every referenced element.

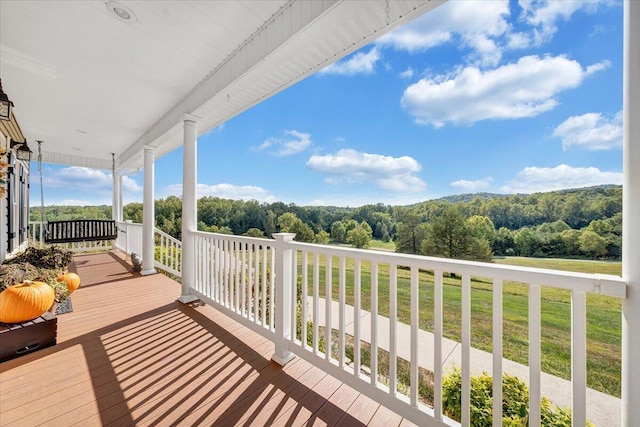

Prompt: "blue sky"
[33,0,624,208]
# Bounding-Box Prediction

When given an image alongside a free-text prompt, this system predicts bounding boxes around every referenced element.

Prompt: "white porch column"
[622,2,640,426]
[178,114,200,303]
[141,146,157,275]
[117,173,123,222]
[112,169,122,221]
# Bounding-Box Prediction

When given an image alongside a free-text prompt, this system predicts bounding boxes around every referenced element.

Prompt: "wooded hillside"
[31,185,622,260]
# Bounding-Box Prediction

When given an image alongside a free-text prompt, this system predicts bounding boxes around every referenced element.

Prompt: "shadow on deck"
[0,251,412,427]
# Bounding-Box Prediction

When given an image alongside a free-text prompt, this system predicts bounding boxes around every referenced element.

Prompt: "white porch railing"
[27,222,627,424]
[114,220,142,257]
[153,227,182,277]
[114,221,182,276]
[190,231,277,340]
[190,231,626,427]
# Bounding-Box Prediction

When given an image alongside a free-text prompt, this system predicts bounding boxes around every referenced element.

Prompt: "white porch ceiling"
[0,0,444,171]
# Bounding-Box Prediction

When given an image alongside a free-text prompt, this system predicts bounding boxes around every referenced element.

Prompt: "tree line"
[31,185,622,260]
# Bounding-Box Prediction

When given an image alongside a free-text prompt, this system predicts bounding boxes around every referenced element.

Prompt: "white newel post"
[178,114,200,303]
[622,1,640,425]
[141,146,157,275]
[271,233,296,366]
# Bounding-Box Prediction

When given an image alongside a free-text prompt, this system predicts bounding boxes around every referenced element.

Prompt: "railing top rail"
[31,219,120,226]
[142,229,628,298]
[154,227,181,244]
[192,230,274,246]
[115,220,143,230]
[46,219,115,224]
[287,240,626,299]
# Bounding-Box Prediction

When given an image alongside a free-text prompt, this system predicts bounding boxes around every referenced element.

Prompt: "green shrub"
[442,368,592,426]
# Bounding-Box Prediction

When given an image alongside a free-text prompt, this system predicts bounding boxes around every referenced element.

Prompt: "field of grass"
[297,255,623,397]
[367,239,396,252]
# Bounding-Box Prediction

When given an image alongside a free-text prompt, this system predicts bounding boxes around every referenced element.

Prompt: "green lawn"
[367,239,396,252]
[297,255,622,397]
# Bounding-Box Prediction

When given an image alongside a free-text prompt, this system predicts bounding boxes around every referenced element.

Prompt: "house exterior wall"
[0,113,28,263]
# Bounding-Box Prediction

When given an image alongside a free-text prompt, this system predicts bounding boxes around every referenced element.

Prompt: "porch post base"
[141,268,157,276]
[177,294,199,304]
[271,352,295,366]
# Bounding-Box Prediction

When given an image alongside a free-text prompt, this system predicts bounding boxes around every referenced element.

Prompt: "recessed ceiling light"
[106,1,136,22]
[114,7,130,20]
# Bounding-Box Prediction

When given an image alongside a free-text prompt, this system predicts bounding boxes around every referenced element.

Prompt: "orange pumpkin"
[0,281,55,323]
[56,272,81,293]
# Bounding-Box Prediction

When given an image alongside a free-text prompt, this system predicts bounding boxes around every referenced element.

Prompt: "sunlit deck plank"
[367,404,404,427]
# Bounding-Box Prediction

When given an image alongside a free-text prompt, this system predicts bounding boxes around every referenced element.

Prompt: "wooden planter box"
[0,313,57,362]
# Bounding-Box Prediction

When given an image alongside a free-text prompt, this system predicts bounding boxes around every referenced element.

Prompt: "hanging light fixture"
[0,79,14,121]
[10,139,32,161]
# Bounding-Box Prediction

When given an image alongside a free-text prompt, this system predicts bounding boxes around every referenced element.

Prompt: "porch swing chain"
[385,0,390,26]
[37,140,48,238]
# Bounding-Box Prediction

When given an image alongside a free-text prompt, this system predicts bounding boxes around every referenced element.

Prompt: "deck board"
[0,251,413,427]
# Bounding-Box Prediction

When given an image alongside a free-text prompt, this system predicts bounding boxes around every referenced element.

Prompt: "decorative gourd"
[0,281,55,323]
[56,272,81,293]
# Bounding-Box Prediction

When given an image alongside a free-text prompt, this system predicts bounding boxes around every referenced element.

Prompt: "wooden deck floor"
[0,251,415,427]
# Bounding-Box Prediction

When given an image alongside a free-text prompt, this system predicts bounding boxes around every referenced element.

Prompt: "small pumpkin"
[56,272,81,293]
[0,281,55,323]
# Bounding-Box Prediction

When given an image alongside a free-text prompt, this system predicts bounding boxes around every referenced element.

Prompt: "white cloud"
[377,0,510,66]
[32,166,142,206]
[552,111,622,151]
[585,60,611,75]
[401,55,608,127]
[256,130,311,156]
[306,148,426,193]
[319,47,381,76]
[450,177,494,192]
[304,193,428,208]
[377,0,616,64]
[45,167,108,190]
[519,0,611,46]
[44,166,142,192]
[164,183,278,203]
[501,164,622,193]
[122,176,142,192]
[507,32,530,49]
[56,199,96,206]
[204,123,224,136]
[399,67,415,79]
